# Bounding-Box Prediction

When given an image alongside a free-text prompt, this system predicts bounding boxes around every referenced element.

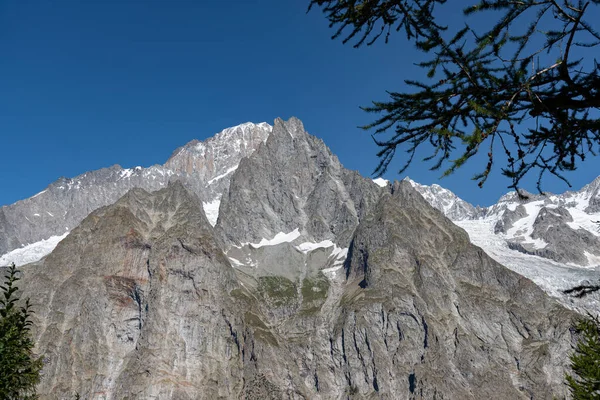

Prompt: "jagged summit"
[164,121,271,176]
[406,177,481,220]
[0,121,272,258]
[216,117,380,247]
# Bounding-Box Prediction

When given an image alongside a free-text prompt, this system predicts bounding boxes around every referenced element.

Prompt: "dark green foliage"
[0,263,43,399]
[309,0,600,193]
[566,314,600,399]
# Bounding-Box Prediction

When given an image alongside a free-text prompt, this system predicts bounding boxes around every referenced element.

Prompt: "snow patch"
[506,200,543,238]
[119,169,134,179]
[207,166,238,185]
[584,251,600,267]
[294,240,348,277]
[373,178,389,187]
[295,240,336,253]
[202,198,221,227]
[295,240,347,260]
[321,265,344,275]
[0,233,69,267]
[567,207,600,236]
[249,229,301,248]
[227,257,245,267]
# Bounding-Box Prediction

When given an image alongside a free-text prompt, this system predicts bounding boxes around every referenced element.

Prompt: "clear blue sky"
[1,1,599,207]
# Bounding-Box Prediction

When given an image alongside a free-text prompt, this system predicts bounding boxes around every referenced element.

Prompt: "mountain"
[408,177,600,267]
[13,119,577,398]
[0,122,271,261]
[407,178,600,311]
[217,117,380,247]
[409,179,483,221]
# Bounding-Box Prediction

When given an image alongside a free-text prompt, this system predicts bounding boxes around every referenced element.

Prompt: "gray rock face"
[494,204,527,234]
[582,176,600,213]
[216,117,381,247]
[164,122,271,202]
[343,181,574,398]
[0,122,271,257]
[21,182,246,399]
[16,179,576,399]
[510,206,600,265]
[0,165,175,255]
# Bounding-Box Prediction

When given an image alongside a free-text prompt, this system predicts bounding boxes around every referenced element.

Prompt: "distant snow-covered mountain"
[407,177,600,311]
[408,177,600,267]
[0,122,271,257]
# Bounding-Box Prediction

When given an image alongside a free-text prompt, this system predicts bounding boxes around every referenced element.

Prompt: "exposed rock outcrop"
[216,117,380,247]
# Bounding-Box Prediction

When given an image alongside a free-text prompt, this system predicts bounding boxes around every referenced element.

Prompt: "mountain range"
[2,117,598,398]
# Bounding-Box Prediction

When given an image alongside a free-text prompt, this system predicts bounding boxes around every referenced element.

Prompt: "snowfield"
[0,233,68,267]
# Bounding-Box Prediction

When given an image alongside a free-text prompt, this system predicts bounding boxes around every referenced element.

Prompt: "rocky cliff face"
[11,118,578,399]
[0,122,271,258]
[21,182,247,398]
[216,117,380,247]
[0,165,175,256]
[342,181,573,397]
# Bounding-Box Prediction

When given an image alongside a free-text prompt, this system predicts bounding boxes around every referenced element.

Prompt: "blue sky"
[1,1,599,207]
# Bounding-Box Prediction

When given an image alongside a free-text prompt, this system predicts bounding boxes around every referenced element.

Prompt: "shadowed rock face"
[11,118,578,399]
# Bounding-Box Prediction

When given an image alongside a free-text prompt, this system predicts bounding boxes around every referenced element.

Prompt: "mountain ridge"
[3,119,600,315]
[11,119,579,398]
[0,121,272,256]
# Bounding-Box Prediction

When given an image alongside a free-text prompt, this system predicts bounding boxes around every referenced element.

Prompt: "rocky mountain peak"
[216,117,380,247]
[406,177,480,220]
[0,121,272,260]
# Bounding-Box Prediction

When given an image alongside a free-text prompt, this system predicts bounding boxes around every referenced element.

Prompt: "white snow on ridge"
[455,219,598,299]
[119,169,134,179]
[373,178,389,187]
[207,166,238,185]
[0,233,69,267]
[31,189,47,199]
[249,229,301,248]
[505,200,548,249]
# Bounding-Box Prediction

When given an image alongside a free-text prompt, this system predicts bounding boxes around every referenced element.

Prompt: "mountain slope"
[21,182,246,398]
[16,171,576,399]
[409,177,600,267]
[217,117,381,247]
[408,178,600,312]
[0,122,271,261]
